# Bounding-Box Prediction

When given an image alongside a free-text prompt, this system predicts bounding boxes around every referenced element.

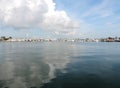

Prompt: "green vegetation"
[0,36,12,41]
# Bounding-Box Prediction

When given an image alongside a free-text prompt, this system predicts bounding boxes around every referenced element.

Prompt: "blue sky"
[54,0,120,38]
[0,0,120,38]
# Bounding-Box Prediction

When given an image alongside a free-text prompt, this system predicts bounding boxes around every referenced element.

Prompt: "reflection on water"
[0,42,71,88]
[0,42,120,88]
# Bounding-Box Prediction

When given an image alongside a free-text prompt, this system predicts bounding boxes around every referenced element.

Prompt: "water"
[0,42,120,88]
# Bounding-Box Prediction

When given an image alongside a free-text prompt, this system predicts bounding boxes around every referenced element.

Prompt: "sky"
[0,0,120,38]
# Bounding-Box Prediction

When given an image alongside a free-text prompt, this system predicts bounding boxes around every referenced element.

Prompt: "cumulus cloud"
[0,0,79,33]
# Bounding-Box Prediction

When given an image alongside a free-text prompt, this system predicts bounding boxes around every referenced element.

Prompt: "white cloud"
[0,0,79,33]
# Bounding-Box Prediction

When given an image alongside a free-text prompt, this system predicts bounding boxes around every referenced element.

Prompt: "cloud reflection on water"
[0,42,72,88]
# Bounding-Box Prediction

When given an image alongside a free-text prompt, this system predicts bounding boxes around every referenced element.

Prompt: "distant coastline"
[0,36,120,42]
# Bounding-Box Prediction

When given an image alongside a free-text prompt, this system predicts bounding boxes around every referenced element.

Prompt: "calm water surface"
[0,42,120,88]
